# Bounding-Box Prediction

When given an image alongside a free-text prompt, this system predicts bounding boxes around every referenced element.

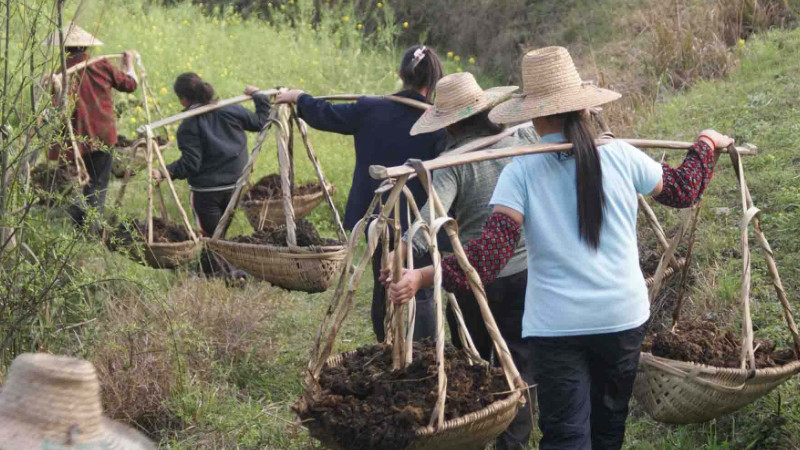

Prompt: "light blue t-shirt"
[490,133,663,337]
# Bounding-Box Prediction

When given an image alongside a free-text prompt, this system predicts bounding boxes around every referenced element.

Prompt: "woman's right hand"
[698,129,734,150]
[388,269,423,305]
[275,89,305,104]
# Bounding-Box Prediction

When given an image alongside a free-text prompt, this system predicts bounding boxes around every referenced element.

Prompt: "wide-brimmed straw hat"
[0,353,154,450]
[44,23,104,47]
[410,72,517,135]
[489,46,620,124]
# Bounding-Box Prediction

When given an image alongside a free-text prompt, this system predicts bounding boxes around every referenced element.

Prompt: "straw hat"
[44,23,104,47]
[410,72,517,135]
[489,46,620,124]
[0,353,154,450]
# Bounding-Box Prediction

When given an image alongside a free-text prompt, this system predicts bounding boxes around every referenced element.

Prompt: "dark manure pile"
[643,319,797,368]
[295,341,511,450]
[230,219,338,247]
[106,217,190,250]
[245,173,323,201]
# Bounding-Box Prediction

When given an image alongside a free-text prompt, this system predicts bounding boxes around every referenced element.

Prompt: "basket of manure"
[106,217,199,269]
[242,174,335,230]
[31,163,76,205]
[633,147,800,424]
[206,219,346,292]
[298,156,528,450]
[204,103,348,292]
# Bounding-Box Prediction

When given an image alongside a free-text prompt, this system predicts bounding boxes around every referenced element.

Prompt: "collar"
[394,89,430,104]
[66,52,89,68]
[539,132,574,160]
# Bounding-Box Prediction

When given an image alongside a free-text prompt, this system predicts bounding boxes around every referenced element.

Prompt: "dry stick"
[670,202,703,330]
[146,126,198,242]
[370,139,757,180]
[311,178,410,380]
[638,195,682,271]
[145,131,154,244]
[446,292,484,365]
[155,183,169,222]
[428,216,452,429]
[48,54,123,96]
[138,91,279,134]
[381,220,394,347]
[407,159,523,392]
[648,208,692,303]
[441,123,528,156]
[292,114,347,242]
[114,168,132,208]
[317,94,429,111]
[276,108,298,249]
[211,111,279,239]
[391,199,406,369]
[727,149,800,359]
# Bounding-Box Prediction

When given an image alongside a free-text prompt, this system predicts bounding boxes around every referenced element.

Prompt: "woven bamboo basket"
[634,354,800,424]
[311,350,523,450]
[204,239,346,292]
[633,148,800,424]
[110,239,199,269]
[242,184,335,230]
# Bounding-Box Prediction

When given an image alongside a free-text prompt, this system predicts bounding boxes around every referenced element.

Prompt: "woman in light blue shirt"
[389,47,733,449]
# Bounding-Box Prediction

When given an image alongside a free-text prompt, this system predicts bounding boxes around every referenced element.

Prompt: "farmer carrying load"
[389,46,734,449]
[276,45,447,343]
[380,71,537,450]
[152,73,271,279]
[46,24,138,228]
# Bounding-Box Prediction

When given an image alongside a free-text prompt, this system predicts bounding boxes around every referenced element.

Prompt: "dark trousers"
[370,235,436,343]
[446,270,533,450]
[191,189,239,277]
[528,322,648,450]
[68,150,112,227]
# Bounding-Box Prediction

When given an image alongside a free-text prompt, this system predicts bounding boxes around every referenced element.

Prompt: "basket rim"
[242,183,334,206]
[145,239,199,249]
[204,237,346,256]
[324,347,523,438]
[640,351,800,377]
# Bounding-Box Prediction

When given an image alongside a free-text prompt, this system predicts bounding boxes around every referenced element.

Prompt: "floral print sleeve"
[654,140,716,208]
[441,212,522,293]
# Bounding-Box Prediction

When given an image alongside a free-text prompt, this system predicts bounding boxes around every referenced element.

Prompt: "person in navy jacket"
[276,45,446,343]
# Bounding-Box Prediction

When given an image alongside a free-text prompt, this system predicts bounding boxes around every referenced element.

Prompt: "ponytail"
[173,72,216,106]
[399,45,443,103]
[562,111,605,249]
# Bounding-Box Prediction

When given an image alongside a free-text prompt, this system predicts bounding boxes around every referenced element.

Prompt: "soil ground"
[107,217,190,250]
[245,174,323,201]
[230,219,338,247]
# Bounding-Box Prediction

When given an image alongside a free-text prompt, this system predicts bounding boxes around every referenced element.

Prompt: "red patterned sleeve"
[104,60,138,93]
[441,212,522,293]
[654,140,716,208]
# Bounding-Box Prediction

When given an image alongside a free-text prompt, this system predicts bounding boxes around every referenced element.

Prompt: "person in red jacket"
[47,24,138,227]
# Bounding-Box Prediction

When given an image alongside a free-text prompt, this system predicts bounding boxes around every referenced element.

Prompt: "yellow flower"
[403,21,409,29]
[377,2,383,8]
[343,15,349,22]
[268,2,273,6]
[446,51,453,59]
[290,0,294,3]
[357,23,363,30]
[135,106,143,114]
[181,19,189,25]
[738,38,746,47]
[468,56,475,64]
[454,55,461,62]
[280,4,285,9]
[300,78,305,83]
[129,117,138,124]
[213,18,219,25]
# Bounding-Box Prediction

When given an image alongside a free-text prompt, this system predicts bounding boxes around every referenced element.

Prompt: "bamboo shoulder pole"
[370,139,758,180]
[138,90,279,134]
[442,123,529,156]
[317,94,429,111]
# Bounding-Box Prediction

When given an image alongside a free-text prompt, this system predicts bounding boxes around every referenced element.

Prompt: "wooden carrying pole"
[317,94,429,111]
[370,139,758,180]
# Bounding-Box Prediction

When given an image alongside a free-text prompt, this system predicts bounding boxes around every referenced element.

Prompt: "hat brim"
[488,85,620,124]
[0,416,154,450]
[410,85,518,135]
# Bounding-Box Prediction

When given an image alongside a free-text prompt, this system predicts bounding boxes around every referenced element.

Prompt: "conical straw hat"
[0,353,154,450]
[489,46,620,124]
[44,23,104,47]
[410,72,517,135]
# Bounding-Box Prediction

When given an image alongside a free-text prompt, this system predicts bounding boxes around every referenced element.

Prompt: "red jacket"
[49,52,138,161]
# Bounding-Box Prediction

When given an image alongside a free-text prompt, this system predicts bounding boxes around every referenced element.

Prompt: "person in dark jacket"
[275,45,446,343]
[154,72,270,277]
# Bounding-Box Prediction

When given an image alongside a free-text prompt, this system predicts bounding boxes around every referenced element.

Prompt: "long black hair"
[173,72,216,106]
[562,110,605,249]
[398,45,443,103]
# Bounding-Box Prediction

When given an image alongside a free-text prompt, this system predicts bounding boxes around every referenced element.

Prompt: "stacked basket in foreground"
[205,239,346,292]
[242,184,334,230]
[112,239,199,269]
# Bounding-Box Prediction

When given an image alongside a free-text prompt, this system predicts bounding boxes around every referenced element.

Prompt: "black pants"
[528,322,648,450]
[446,270,533,450]
[370,235,436,343]
[68,150,112,227]
[191,189,240,277]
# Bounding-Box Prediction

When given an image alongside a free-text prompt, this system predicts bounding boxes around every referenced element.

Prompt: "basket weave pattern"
[319,351,523,450]
[634,354,800,424]
[205,239,345,292]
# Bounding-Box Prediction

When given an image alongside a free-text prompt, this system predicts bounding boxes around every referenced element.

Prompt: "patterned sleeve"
[654,140,716,208]
[441,212,522,293]
[104,60,138,93]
